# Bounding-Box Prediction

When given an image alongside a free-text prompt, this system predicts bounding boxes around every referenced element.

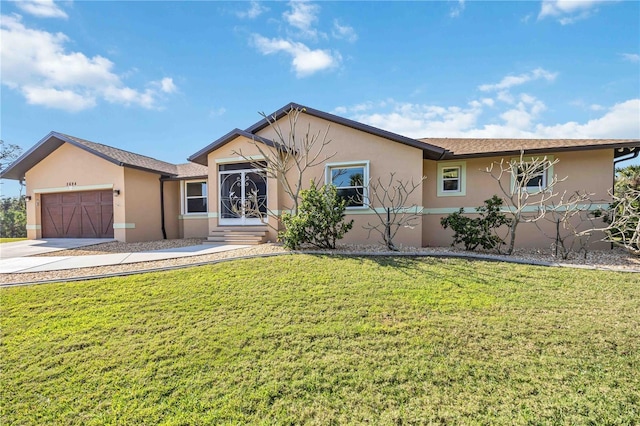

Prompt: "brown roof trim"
[0,132,179,180]
[437,140,640,160]
[244,102,447,161]
[187,128,282,166]
[162,175,209,182]
[1,132,66,180]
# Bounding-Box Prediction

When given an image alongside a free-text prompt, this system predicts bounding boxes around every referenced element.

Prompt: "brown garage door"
[41,190,114,238]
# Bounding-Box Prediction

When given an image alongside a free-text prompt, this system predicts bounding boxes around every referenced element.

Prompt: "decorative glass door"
[219,164,267,225]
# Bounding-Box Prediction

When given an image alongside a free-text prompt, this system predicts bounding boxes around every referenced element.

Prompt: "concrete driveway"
[0,240,250,275]
[0,239,114,259]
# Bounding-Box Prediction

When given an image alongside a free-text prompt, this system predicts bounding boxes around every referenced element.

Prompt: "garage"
[41,190,114,238]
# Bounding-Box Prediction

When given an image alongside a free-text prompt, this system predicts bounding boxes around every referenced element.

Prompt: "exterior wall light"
[113,189,121,196]
[25,195,32,201]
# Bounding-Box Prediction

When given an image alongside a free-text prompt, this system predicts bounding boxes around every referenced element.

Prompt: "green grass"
[2,255,639,425]
[0,237,27,243]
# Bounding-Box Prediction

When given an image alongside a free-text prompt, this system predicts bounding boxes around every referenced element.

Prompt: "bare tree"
[536,191,603,259]
[1,140,22,170]
[360,173,426,251]
[1,140,24,196]
[601,188,640,255]
[485,151,563,255]
[233,106,335,226]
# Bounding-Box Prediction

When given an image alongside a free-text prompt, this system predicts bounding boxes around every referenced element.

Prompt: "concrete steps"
[206,227,269,245]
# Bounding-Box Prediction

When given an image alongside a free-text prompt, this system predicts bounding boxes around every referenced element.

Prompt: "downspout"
[160,177,167,240]
[613,148,639,167]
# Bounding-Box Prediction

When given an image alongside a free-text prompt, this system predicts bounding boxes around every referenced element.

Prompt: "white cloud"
[349,100,485,138]
[236,1,268,19]
[332,19,357,43]
[621,53,640,63]
[22,86,95,111]
[499,94,547,130]
[450,0,465,18]
[339,98,639,139]
[538,0,611,24]
[158,77,177,94]
[14,0,68,19]
[479,68,557,92]
[0,14,177,112]
[283,1,321,39]
[534,99,640,138]
[251,34,340,77]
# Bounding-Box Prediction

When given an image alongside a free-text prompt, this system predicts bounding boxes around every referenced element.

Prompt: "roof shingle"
[175,162,209,179]
[420,138,640,158]
[60,133,179,175]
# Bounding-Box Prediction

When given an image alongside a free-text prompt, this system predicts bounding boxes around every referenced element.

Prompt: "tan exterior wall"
[204,113,424,247]
[162,180,181,239]
[422,149,614,249]
[181,215,209,238]
[121,168,166,242]
[24,143,126,240]
[21,133,617,251]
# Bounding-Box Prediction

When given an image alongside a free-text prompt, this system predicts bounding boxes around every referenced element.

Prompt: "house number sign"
[66,182,77,187]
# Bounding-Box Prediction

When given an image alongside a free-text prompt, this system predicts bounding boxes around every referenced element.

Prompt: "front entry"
[219,163,267,225]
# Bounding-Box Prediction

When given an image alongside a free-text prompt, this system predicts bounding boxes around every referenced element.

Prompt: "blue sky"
[1,0,639,196]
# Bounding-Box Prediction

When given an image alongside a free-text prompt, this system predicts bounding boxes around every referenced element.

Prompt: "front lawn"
[2,256,639,424]
[0,237,27,244]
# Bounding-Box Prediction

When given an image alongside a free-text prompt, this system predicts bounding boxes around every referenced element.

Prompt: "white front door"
[219,166,267,225]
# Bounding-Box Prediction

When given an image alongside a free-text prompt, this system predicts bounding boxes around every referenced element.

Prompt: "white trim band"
[34,184,114,194]
[113,223,136,229]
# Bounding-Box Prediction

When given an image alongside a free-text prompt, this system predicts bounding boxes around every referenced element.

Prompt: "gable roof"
[187,128,285,166]
[244,102,448,161]
[421,138,640,159]
[1,131,180,180]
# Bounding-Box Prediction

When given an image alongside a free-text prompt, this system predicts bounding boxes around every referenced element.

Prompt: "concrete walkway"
[0,242,249,274]
[0,238,115,258]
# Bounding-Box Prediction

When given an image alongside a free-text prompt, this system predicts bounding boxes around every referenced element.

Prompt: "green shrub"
[280,182,354,249]
[440,195,511,252]
[0,196,27,238]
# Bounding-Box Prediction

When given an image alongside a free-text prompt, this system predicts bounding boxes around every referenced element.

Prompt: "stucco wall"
[24,143,126,240]
[162,180,181,239]
[422,149,614,249]
[260,114,425,246]
[122,167,165,242]
[205,113,425,247]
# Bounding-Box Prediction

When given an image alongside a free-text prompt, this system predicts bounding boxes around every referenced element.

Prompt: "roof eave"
[0,131,67,181]
[440,141,640,160]
[162,174,209,181]
[187,129,280,166]
[119,162,178,177]
[245,102,447,159]
[0,132,179,180]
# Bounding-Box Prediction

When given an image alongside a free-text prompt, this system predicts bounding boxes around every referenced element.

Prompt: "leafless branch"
[360,173,426,250]
[232,106,336,230]
[485,150,564,254]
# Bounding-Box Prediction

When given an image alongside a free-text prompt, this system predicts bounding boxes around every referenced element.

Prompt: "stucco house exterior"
[2,102,639,249]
